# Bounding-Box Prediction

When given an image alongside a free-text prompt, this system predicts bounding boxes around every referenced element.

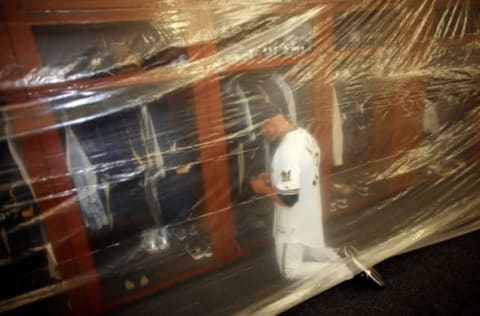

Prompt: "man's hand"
[257,172,271,185]
[250,172,273,195]
[250,172,290,207]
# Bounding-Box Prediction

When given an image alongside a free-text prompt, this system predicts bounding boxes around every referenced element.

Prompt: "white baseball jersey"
[271,128,325,248]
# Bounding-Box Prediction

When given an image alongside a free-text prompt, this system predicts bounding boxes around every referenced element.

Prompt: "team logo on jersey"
[281,170,291,182]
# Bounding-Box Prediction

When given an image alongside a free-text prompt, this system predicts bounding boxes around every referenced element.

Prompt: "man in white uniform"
[249,86,384,285]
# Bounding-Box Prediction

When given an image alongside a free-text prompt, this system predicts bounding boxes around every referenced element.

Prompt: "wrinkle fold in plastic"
[0,0,479,314]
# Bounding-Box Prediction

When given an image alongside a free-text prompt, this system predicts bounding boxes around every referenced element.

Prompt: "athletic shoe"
[188,223,200,237]
[202,244,213,258]
[330,201,337,213]
[343,245,385,287]
[140,275,149,287]
[185,242,204,261]
[141,228,170,253]
[124,279,136,291]
[335,197,349,209]
[356,183,370,197]
[333,183,354,195]
[173,226,188,241]
[154,229,170,251]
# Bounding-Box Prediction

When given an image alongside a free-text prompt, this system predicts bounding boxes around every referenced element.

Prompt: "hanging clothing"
[147,100,202,224]
[334,81,371,166]
[423,99,440,134]
[332,88,344,166]
[69,107,150,234]
[271,73,298,125]
[66,127,111,230]
[140,105,166,227]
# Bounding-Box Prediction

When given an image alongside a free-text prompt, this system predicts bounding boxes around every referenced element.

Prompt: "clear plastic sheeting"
[0,0,479,315]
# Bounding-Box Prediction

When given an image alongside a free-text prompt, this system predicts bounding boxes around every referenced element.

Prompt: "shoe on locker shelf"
[331,182,352,210]
[335,197,349,209]
[185,242,204,261]
[343,245,385,288]
[329,201,337,213]
[154,228,170,251]
[202,244,213,258]
[185,237,213,261]
[124,279,136,291]
[141,228,170,254]
[356,182,370,197]
[172,225,188,241]
[333,183,354,195]
[187,223,200,237]
[140,274,150,287]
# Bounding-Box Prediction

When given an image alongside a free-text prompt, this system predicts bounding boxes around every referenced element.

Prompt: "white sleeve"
[273,147,301,196]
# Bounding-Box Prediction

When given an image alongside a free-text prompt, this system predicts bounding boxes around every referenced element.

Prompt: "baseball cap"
[238,74,288,126]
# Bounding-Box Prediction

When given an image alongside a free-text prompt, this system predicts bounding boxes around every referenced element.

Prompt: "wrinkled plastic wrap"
[1,0,479,315]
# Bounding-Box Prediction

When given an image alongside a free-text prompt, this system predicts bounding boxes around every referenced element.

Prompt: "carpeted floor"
[282,229,480,315]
